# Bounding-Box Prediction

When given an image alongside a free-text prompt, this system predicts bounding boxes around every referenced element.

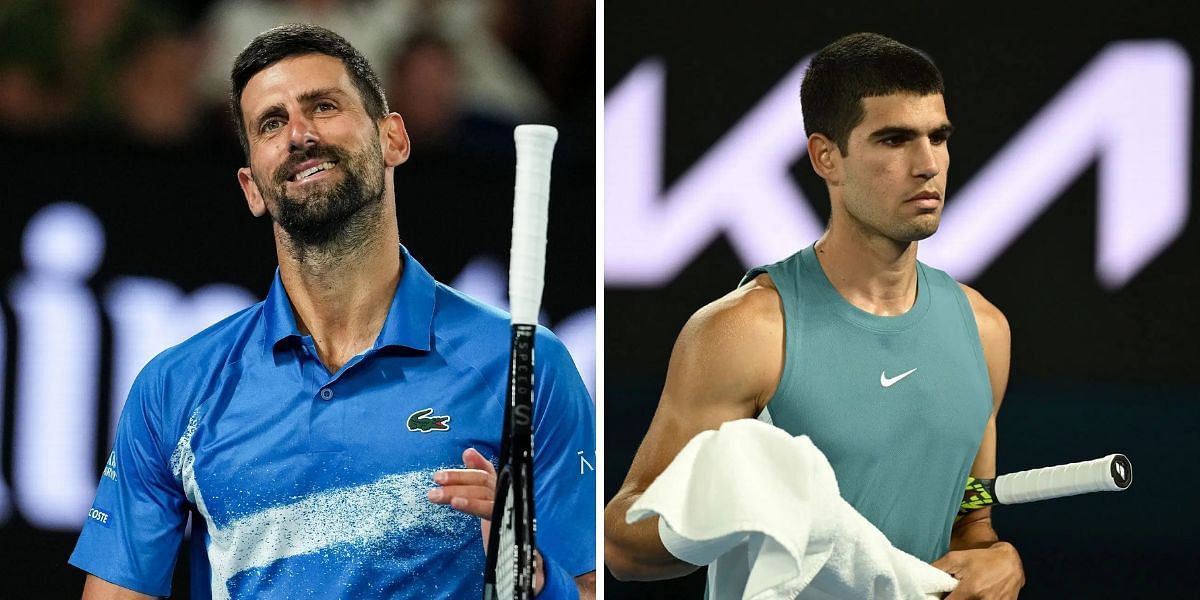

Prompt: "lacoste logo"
[407,408,451,432]
[880,368,918,388]
[87,506,112,528]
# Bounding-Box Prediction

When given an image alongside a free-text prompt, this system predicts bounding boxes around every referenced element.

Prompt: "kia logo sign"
[605,41,1191,289]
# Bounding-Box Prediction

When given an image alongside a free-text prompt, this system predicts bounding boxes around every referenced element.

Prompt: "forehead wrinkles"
[242,55,358,116]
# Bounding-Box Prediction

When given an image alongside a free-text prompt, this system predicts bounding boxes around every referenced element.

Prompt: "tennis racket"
[959,453,1132,518]
[483,124,558,600]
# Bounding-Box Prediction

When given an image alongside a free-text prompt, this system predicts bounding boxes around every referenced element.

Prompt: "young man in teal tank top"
[606,33,1024,599]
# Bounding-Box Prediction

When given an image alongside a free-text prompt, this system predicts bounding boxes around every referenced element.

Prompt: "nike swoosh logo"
[880,368,918,388]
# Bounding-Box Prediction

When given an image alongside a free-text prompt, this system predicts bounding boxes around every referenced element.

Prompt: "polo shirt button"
[320,388,334,400]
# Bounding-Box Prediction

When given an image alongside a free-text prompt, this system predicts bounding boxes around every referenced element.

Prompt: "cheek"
[257,149,291,178]
[248,162,278,192]
[858,156,902,189]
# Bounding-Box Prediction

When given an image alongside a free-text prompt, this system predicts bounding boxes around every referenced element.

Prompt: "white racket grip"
[509,124,558,325]
[995,453,1132,505]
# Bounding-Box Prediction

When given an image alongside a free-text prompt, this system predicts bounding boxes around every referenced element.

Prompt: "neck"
[813,212,920,316]
[276,199,402,372]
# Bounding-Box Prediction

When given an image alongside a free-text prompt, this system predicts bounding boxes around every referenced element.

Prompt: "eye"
[881,136,906,147]
[259,117,284,133]
[315,101,336,112]
[930,132,951,145]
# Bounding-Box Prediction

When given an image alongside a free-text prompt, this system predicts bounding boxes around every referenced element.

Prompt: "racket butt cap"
[1110,454,1132,489]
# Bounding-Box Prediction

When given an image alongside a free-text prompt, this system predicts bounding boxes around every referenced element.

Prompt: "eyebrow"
[295,86,346,105]
[252,87,348,131]
[867,123,955,140]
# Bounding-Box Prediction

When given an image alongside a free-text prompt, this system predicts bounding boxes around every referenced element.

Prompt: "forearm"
[950,513,1005,551]
[82,575,156,600]
[603,493,699,581]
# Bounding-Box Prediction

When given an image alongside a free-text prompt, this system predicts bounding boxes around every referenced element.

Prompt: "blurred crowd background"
[1,0,595,597]
[0,0,594,148]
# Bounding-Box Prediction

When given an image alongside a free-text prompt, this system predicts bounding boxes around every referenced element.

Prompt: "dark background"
[0,0,595,597]
[604,1,1198,598]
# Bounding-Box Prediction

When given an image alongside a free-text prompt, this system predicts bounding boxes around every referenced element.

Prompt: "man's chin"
[895,219,940,242]
[273,201,352,244]
[278,218,351,247]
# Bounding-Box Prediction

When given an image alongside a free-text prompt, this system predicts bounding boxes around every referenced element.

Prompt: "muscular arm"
[931,284,1024,599]
[951,284,1011,550]
[82,575,156,600]
[604,276,784,581]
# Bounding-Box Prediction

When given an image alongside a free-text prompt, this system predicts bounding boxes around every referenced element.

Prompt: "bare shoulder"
[957,283,1010,345]
[668,273,784,415]
[685,274,782,337]
[677,273,783,365]
[602,274,785,581]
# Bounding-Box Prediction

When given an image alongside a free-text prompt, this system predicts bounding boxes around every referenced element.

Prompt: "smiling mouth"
[289,161,338,182]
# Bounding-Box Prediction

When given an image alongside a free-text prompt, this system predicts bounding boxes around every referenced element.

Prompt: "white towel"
[626,419,959,599]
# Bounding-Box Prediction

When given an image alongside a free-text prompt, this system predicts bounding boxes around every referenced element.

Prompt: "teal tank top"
[743,245,992,562]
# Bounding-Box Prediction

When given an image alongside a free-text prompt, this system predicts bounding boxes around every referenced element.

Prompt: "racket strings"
[495,485,517,598]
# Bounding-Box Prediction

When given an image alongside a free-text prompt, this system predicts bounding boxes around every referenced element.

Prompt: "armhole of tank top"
[945,270,992,393]
[755,264,799,423]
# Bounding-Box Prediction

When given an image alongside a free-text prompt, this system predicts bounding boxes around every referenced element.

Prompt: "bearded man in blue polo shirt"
[69,24,596,600]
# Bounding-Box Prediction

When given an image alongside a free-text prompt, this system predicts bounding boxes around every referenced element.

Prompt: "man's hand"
[932,541,1024,600]
[428,448,546,595]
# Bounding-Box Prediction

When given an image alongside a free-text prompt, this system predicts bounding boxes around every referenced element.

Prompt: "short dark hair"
[801,33,944,156]
[230,24,388,156]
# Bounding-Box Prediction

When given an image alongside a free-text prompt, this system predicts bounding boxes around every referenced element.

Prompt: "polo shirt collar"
[375,244,435,351]
[262,244,436,355]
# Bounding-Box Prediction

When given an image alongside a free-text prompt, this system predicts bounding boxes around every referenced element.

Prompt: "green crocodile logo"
[407,408,451,432]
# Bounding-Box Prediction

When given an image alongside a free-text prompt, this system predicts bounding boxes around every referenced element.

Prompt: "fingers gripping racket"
[958,454,1132,518]
[484,125,557,600]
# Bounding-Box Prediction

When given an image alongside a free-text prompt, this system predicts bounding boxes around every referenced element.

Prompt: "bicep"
[621,291,783,494]
[603,287,782,578]
[82,575,157,600]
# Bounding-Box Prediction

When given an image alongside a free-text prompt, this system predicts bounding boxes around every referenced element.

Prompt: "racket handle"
[995,454,1132,504]
[510,124,558,326]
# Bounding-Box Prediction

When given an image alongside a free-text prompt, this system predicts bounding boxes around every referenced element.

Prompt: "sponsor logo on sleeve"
[577,450,595,475]
[87,506,113,528]
[102,451,118,482]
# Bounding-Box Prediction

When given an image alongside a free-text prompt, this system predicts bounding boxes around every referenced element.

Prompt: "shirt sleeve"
[68,362,189,597]
[530,326,597,578]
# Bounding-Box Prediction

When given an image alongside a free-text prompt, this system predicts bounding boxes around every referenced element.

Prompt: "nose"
[287,114,319,153]
[911,138,940,180]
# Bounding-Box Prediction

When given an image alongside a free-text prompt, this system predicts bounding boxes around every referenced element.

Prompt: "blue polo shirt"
[69,247,596,599]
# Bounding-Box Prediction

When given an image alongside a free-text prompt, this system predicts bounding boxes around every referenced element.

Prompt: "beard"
[255,138,386,252]
[888,213,941,242]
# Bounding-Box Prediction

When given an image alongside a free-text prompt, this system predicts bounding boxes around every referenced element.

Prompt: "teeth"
[296,161,335,181]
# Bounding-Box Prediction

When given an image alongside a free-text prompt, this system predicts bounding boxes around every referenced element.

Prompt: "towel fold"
[627,419,959,599]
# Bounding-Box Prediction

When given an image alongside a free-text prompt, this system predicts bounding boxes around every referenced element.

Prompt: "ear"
[380,112,411,167]
[237,167,268,217]
[807,133,843,186]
